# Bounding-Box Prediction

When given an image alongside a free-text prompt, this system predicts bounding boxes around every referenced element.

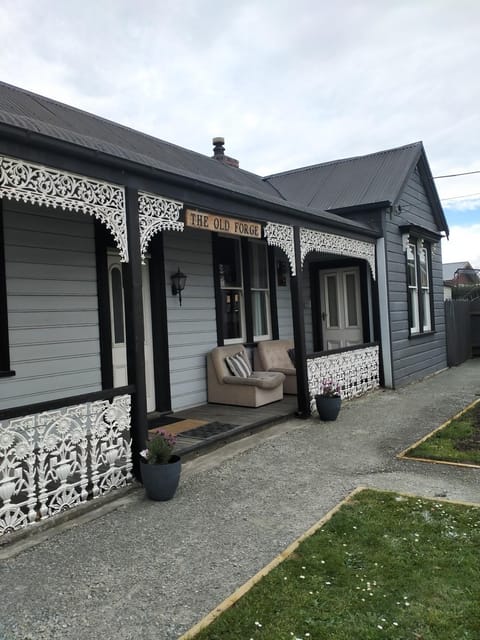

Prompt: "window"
[214,235,272,344]
[406,239,432,335]
[109,266,126,344]
[419,247,431,331]
[249,241,271,340]
[0,202,13,376]
[217,236,246,342]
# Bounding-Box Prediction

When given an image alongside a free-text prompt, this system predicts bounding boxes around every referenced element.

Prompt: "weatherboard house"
[0,82,449,534]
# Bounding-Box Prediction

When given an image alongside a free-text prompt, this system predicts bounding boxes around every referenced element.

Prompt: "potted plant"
[315,378,342,421]
[140,429,181,501]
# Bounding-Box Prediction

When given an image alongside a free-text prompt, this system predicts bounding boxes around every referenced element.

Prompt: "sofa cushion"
[268,349,294,370]
[225,351,252,378]
[268,367,296,376]
[223,371,285,389]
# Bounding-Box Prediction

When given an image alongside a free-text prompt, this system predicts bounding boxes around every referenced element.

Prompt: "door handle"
[321,311,327,321]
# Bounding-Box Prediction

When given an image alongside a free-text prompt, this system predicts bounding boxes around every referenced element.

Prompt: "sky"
[0,0,479,268]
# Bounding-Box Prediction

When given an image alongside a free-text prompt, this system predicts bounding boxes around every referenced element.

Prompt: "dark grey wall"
[384,166,447,387]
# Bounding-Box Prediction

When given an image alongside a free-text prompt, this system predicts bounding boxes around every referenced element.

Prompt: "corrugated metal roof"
[0,81,445,237]
[0,81,283,203]
[265,143,424,211]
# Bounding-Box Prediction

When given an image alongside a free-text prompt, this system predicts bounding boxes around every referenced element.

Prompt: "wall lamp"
[171,268,187,306]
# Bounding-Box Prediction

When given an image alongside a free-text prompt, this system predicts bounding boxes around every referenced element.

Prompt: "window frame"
[216,235,247,345]
[405,236,434,337]
[248,239,272,342]
[213,233,275,346]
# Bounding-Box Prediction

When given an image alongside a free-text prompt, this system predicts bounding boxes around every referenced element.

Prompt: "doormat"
[179,421,239,440]
[149,419,209,436]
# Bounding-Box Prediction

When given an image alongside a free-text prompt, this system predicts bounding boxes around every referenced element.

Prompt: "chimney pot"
[211,137,239,168]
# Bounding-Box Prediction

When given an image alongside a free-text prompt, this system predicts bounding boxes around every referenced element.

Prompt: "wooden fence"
[471,300,480,357]
[445,299,472,366]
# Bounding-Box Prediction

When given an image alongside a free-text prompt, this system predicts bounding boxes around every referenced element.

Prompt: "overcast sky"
[0,0,479,267]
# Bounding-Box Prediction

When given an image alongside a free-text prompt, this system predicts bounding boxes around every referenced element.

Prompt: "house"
[0,81,449,535]
[443,261,479,300]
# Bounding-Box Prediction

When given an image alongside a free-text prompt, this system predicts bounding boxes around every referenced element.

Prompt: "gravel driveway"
[1,360,479,640]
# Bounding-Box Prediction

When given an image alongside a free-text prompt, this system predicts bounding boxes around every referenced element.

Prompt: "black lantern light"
[171,268,187,306]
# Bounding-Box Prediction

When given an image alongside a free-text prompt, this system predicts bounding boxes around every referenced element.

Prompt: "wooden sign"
[185,209,262,239]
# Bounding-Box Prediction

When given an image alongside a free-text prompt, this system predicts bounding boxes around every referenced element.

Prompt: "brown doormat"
[149,419,209,435]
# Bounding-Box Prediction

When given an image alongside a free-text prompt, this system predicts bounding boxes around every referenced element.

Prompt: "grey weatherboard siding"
[163,228,217,411]
[385,166,447,387]
[1,202,102,410]
[275,248,294,341]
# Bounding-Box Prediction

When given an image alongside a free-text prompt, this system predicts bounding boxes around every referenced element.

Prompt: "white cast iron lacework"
[139,191,184,261]
[264,222,296,276]
[0,155,128,261]
[307,345,379,411]
[300,228,376,280]
[0,395,132,536]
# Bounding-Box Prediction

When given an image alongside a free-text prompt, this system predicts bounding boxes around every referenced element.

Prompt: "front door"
[107,253,156,412]
[319,266,363,350]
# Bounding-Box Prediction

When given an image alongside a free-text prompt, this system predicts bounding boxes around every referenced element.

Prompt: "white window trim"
[406,239,432,336]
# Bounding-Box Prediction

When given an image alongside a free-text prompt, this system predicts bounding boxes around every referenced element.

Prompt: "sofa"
[254,339,297,395]
[207,344,285,407]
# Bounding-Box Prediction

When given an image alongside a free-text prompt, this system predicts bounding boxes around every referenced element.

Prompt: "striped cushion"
[225,352,252,378]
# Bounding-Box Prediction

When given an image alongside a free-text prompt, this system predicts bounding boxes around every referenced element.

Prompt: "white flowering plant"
[140,429,177,465]
[318,378,341,398]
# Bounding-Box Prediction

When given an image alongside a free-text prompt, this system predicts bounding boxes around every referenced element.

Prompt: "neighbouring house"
[443,261,480,300]
[0,81,449,535]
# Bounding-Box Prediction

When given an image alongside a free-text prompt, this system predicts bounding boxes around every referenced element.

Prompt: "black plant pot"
[315,395,342,421]
[140,455,181,501]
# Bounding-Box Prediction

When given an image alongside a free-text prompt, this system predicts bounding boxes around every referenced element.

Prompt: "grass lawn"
[405,399,480,466]
[188,489,480,640]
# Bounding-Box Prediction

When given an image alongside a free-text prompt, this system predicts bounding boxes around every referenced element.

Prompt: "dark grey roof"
[0,82,382,236]
[266,142,449,235]
[266,143,425,210]
[0,81,282,202]
[1,81,448,238]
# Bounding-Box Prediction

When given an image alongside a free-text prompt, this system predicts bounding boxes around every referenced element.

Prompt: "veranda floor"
[148,396,298,459]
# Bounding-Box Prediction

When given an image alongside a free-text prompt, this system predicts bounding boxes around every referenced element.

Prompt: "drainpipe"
[124,186,148,480]
[290,226,311,417]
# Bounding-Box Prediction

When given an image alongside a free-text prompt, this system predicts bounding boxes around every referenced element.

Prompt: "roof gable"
[266,142,449,235]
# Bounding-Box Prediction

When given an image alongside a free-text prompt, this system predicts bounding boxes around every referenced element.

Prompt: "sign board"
[185,209,262,239]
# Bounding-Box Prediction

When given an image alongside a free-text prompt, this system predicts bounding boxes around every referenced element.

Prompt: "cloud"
[442,224,480,269]
[0,0,479,184]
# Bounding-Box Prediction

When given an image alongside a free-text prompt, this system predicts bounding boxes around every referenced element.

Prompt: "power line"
[434,169,480,179]
[441,192,480,202]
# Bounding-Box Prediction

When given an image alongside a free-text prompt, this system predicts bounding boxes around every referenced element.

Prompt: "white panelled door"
[107,253,156,412]
[319,266,363,350]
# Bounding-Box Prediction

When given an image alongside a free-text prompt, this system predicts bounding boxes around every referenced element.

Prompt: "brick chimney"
[212,137,239,168]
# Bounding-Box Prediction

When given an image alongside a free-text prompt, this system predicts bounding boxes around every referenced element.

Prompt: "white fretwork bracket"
[264,222,296,276]
[138,191,184,261]
[0,155,128,261]
[300,228,376,280]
